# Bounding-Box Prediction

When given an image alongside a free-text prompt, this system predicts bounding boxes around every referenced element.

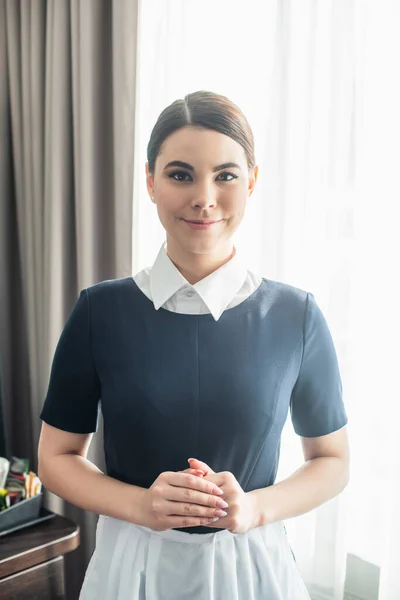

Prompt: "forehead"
[158,126,247,167]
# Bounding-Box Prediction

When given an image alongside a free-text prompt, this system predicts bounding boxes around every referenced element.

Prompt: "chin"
[180,240,221,255]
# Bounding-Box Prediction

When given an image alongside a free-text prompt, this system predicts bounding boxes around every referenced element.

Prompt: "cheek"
[156,197,181,223]
[227,199,247,225]
[224,187,247,211]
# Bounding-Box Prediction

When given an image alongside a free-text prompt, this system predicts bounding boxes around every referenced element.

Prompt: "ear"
[145,162,155,202]
[248,165,259,197]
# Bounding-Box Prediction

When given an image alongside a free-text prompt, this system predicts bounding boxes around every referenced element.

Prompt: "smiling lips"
[183,219,222,230]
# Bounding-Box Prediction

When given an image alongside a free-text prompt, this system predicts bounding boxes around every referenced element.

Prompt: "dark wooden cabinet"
[0,515,80,599]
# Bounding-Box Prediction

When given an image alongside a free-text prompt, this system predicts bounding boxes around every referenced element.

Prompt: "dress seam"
[84,288,101,385]
[242,332,304,491]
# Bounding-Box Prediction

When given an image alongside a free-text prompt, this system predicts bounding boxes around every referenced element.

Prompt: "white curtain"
[132,1,400,598]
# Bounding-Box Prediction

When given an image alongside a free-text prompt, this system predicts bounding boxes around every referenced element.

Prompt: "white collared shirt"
[133,243,262,321]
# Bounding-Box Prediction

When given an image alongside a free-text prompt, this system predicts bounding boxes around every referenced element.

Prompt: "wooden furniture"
[0,514,80,599]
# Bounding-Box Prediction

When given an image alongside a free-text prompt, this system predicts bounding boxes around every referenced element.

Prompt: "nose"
[190,191,217,210]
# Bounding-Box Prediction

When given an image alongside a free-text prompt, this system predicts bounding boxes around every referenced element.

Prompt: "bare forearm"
[39,454,147,524]
[249,457,349,527]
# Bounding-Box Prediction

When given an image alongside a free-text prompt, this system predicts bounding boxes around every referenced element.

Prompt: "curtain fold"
[0,1,138,597]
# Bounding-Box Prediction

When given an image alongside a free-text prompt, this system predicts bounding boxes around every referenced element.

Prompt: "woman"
[38,90,350,600]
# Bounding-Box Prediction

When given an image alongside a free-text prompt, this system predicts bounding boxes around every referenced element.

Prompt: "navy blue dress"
[40,277,348,535]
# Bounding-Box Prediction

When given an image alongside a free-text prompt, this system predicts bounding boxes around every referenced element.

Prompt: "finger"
[189,471,228,490]
[167,472,224,496]
[182,468,205,476]
[164,500,228,519]
[164,515,220,529]
[164,485,229,509]
[193,470,238,492]
[202,516,229,529]
[187,458,215,475]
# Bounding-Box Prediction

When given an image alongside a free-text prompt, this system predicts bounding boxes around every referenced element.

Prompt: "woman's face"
[146,126,258,260]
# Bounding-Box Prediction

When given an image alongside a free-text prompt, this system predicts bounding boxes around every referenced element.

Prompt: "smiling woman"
[144,90,258,283]
[38,90,347,600]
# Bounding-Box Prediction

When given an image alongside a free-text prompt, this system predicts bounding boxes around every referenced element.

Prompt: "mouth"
[182,219,223,230]
[183,219,222,224]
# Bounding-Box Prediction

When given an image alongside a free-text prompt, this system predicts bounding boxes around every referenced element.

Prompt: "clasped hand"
[186,458,257,534]
[142,457,257,534]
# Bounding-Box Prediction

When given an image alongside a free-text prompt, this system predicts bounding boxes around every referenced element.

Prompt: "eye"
[168,170,238,182]
[168,170,192,182]
[217,172,238,182]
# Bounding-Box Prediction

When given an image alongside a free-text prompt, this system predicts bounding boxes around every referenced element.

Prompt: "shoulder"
[246,277,311,331]
[84,277,136,309]
[261,276,309,309]
[86,276,133,294]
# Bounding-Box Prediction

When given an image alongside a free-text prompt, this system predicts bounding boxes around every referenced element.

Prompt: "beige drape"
[0,1,139,597]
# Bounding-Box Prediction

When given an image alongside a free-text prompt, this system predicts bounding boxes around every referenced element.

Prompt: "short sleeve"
[290,292,348,438]
[39,289,101,434]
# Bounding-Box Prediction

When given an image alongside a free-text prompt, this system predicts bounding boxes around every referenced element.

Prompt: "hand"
[187,458,258,534]
[139,469,229,532]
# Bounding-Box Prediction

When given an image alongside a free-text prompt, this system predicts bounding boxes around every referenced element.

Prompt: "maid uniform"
[40,244,348,599]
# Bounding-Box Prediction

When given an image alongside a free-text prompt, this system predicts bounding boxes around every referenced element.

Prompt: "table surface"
[0,514,80,579]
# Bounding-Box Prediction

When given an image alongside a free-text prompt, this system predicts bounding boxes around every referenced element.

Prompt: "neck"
[165,241,235,285]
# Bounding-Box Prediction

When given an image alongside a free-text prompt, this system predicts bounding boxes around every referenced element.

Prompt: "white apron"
[79,515,311,600]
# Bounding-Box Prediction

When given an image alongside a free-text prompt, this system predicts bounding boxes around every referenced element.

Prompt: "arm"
[248,426,350,527]
[37,291,147,522]
[38,422,147,524]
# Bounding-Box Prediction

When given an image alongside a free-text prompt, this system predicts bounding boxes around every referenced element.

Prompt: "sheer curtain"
[132,1,400,598]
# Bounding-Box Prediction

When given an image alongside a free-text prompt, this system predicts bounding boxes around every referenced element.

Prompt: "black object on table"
[0,494,54,537]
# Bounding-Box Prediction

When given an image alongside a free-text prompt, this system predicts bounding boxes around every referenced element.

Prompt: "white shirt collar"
[150,243,248,321]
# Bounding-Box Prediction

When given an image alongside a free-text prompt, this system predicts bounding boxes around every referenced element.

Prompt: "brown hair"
[146,90,256,175]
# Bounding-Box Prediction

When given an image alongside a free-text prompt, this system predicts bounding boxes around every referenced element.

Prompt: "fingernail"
[211,517,219,522]
[214,488,224,495]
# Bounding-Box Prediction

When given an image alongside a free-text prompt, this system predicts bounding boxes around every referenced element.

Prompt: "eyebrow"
[163,160,241,173]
